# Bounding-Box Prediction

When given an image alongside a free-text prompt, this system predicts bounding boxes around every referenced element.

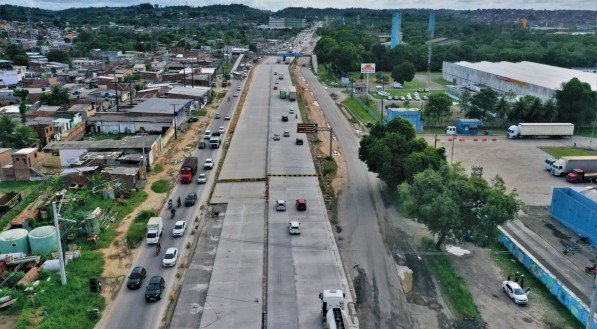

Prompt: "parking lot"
[424,135,593,206]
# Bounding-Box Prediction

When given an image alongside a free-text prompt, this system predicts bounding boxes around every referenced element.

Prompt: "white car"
[204,159,214,170]
[233,92,239,97]
[172,221,186,237]
[276,200,286,211]
[162,248,178,267]
[219,126,225,134]
[289,221,301,235]
[197,173,207,184]
[203,130,211,140]
[502,281,528,305]
[289,109,294,114]
[224,114,231,121]
[236,86,241,91]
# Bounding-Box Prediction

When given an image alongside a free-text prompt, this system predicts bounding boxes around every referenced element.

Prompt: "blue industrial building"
[391,11,401,48]
[385,108,423,133]
[550,187,597,245]
[456,118,483,135]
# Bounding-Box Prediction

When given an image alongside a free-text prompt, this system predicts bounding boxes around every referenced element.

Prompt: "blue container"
[550,187,597,244]
[385,108,423,133]
[456,119,483,135]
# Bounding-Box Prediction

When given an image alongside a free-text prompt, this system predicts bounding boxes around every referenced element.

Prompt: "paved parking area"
[425,136,593,206]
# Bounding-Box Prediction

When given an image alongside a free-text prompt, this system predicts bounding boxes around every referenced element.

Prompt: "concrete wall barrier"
[499,230,595,328]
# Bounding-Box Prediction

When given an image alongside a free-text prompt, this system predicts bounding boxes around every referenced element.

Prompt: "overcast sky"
[5,0,594,11]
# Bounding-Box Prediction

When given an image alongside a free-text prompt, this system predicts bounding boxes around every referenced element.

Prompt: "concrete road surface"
[97,78,246,329]
[299,59,414,327]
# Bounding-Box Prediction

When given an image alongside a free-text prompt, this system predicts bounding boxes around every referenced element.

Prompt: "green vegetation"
[432,77,450,87]
[539,146,597,158]
[317,65,338,87]
[577,128,597,138]
[342,98,376,124]
[321,156,338,178]
[0,189,41,231]
[489,242,582,329]
[151,180,170,193]
[215,91,227,100]
[126,210,157,247]
[0,115,38,149]
[150,164,164,174]
[16,252,105,329]
[191,109,207,117]
[422,237,480,319]
[0,181,41,195]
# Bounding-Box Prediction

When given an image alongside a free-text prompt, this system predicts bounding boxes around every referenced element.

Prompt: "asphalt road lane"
[98,78,246,329]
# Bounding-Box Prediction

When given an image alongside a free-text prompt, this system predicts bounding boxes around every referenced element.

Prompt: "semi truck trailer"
[551,156,597,176]
[288,86,297,101]
[507,123,574,139]
[319,289,355,329]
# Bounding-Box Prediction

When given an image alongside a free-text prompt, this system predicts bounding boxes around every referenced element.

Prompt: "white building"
[442,61,597,101]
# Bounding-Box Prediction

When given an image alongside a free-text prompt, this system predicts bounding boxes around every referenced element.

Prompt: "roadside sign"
[360,63,376,74]
[297,123,318,134]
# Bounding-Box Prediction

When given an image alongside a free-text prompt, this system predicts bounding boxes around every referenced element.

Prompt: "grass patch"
[126,210,157,247]
[0,181,41,195]
[150,164,163,174]
[432,77,451,87]
[489,241,582,329]
[342,98,377,123]
[321,156,338,179]
[317,65,338,87]
[576,128,597,138]
[16,251,105,329]
[539,146,597,158]
[421,237,480,319]
[191,109,207,117]
[215,91,226,100]
[151,180,170,193]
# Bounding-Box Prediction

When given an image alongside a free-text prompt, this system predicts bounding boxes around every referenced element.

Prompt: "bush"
[126,210,157,246]
[151,180,170,193]
[322,157,338,177]
[151,164,163,174]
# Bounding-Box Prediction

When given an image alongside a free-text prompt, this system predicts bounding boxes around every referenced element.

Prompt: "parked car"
[273,133,281,141]
[296,199,307,211]
[289,221,301,235]
[225,114,231,120]
[126,266,147,289]
[187,117,199,123]
[172,221,187,237]
[145,276,165,302]
[162,248,179,267]
[276,200,286,211]
[502,281,528,305]
[184,192,197,206]
[197,173,207,184]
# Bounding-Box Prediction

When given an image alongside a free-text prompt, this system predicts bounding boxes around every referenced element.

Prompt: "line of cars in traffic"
[275,198,307,235]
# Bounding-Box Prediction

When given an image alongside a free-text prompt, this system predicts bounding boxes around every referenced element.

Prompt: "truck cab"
[319,289,347,327]
[566,169,597,183]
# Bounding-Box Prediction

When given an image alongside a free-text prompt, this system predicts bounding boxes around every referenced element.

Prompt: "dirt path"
[98,93,226,316]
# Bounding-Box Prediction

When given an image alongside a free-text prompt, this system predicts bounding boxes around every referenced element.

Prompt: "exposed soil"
[0,315,17,329]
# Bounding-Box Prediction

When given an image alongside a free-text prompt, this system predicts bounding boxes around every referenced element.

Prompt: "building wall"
[442,61,555,101]
[550,188,597,244]
[0,149,11,167]
[60,122,86,142]
[59,148,88,167]
[385,109,423,132]
[92,121,169,134]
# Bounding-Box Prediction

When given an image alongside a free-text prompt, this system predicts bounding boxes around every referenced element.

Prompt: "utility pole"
[172,104,178,140]
[113,77,119,112]
[51,201,67,285]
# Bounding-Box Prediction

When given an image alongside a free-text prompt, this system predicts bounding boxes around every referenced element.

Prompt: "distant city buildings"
[266,17,306,29]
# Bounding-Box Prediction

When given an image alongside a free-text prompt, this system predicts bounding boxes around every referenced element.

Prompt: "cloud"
[0,0,592,11]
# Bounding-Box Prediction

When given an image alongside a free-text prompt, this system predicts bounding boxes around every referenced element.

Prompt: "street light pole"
[51,201,67,285]
[172,104,178,140]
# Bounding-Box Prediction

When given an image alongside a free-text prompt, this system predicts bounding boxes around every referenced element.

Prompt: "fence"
[499,230,596,329]
[354,97,381,121]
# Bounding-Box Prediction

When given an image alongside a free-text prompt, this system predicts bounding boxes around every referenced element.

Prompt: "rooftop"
[101,166,139,176]
[87,113,173,123]
[60,166,99,176]
[166,86,210,98]
[453,61,597,91]
[14,148,37,155]
[44,135,160,151]
[127,98,192,115]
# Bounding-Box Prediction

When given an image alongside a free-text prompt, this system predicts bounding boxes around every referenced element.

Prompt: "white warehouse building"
[442,61,597,101]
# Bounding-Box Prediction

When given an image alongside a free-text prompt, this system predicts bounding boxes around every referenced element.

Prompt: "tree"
[493,97,511,121]
[46,50,70,64]
[13,89,29,124]
[359,117,446,189]
[40,85,70,106]
[0,115,17,145]
[469,88,498,120]
[556,78,597,126]
[426,93,453,123]
[399,164,520,250]
[391,62,415,85]
[375,72,390,85]
[12,55,29,66]
[10,125,37,149]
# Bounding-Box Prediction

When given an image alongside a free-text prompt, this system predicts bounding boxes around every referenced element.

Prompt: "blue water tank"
[0,229,30,254]
[456,119,483,135]
[28,226,58,255]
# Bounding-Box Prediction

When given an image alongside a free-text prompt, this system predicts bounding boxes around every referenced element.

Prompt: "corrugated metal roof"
[453,61,597,91]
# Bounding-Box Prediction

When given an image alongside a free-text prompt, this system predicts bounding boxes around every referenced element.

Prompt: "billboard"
[360,63,376,74]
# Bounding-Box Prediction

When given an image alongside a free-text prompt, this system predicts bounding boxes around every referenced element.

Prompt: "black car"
[145,276,165,302]
[295,138,304,145]
[282,115,288,122]
[198,141,206,149]
[127,266,147,289]
[187,117,199,123]
[184,192,197,206]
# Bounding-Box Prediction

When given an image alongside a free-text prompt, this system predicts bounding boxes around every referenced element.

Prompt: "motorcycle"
[586,264,597,276]
[170,208,176,219]
[168,199,172,209]
[156,244,161,255]
[177,197,181,208]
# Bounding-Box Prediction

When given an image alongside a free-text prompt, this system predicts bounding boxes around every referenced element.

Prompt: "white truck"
[551,156,597,176]
[319,290,353,329]
[146,217,163,244]
[209,132,221,148]
[507,123,574,139]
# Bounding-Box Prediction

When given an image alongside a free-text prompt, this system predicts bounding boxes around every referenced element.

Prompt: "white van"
[203,130,211,140]
[445,126,456,135]
[288,221,301,235]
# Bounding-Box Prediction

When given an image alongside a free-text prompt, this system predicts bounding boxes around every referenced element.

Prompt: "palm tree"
[40,85,70,106]
[13,89,29,124]
[10,125,38,149]
[0,114,17,145]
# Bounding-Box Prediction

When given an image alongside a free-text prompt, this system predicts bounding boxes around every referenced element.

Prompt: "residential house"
[165,86,211,107]
[100,166,142,189]
[1,148,41,181]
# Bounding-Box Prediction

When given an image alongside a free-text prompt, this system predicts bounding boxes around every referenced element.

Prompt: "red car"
[296,199,307,211]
